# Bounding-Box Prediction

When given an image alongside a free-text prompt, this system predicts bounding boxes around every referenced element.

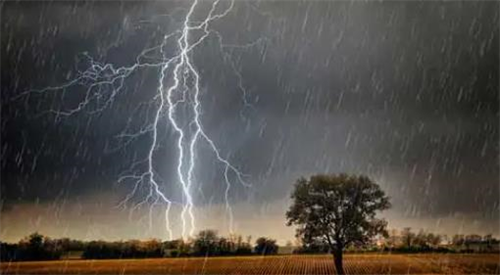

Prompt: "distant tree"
[405,230,441,251]
[163,232,254,257]
[425,233,442,247]
[162,239,191,257]
[19,232,43,258]
[286,174,390,274]
[231,235,252,255]
[483,234,494,244]
[482,234,499,251]
[217,237,231,255]
[53,237,85,252]
[463,234,483,251]
[254,237,278,255]
[0,242,20,261]
[10,233,62,261]
[401,227,416,248]
[452,234,465,246]
[142,239,163,258]
[465,234,482,244]
[193,230,219,256]
[414,230,429,248]
[82,241,116,259]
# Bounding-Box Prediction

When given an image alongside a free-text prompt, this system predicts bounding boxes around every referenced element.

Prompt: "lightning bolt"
[15,0,264,240]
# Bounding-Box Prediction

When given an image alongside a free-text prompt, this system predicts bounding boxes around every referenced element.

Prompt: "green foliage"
[286,174,391,274]
[286,174,391,249]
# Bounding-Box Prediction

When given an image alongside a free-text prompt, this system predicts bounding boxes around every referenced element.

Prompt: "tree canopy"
[286,174,390,274]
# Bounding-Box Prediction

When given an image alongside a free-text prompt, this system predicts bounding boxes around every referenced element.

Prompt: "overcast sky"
[1,0,498,243]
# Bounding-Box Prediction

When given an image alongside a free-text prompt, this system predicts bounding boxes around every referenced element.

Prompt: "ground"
[1,254,499,274]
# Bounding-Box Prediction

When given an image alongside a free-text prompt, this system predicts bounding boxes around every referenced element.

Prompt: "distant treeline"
[379,228,500,253]
[294,227,500,254]
[1,228,498,262]
[0,233,62,261]
[0,230,278,262]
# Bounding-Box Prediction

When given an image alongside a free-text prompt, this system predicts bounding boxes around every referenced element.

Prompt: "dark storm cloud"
[1,0,498,228]
[1,0,188,206]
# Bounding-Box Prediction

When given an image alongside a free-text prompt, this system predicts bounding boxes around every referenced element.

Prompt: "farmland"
[1,254,498,274]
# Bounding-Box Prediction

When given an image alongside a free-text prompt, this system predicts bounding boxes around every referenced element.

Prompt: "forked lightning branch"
[17,0,256,240]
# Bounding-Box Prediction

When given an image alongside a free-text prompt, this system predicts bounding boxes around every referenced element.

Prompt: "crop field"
[1,254,499,274]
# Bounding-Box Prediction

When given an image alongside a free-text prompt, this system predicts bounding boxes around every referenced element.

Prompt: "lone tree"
[286,174,390,274]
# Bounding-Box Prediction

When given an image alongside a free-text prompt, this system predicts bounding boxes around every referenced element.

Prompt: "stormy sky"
[1,0,499,243]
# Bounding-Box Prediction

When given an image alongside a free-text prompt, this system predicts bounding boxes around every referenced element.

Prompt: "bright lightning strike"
[16,0,262,240]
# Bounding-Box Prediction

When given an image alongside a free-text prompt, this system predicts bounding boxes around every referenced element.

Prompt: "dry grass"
[1,254,499,274]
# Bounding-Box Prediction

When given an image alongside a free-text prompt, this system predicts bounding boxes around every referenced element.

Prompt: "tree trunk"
[333,249,345,275]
